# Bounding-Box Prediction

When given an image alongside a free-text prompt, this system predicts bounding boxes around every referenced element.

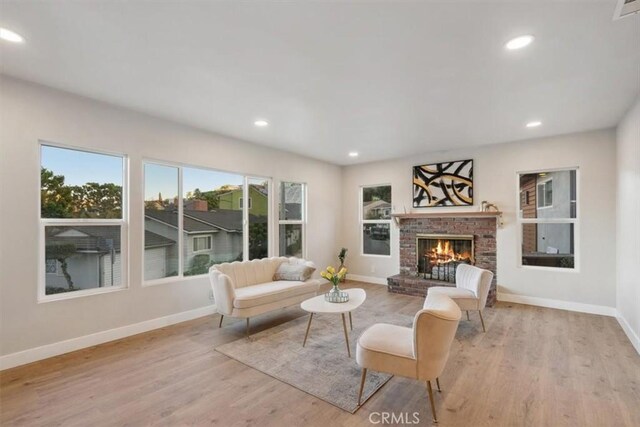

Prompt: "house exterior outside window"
[361,185,392,256]
[519,169,577,269]
[278,182,305,258]
[40,143,128,301]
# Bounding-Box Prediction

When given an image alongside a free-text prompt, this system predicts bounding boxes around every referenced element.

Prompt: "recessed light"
[526,121,542,128]
[348,151,359,157]
[254,120,269,127]
[505,35,534,50]
[0,28,24,43]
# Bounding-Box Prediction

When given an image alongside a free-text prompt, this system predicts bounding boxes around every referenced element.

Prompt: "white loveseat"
[209,257,322,336]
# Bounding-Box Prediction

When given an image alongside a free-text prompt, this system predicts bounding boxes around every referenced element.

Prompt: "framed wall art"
[413,159,473,207]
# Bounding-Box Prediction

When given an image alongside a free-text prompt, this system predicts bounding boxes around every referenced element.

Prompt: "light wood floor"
[1,282,639,426]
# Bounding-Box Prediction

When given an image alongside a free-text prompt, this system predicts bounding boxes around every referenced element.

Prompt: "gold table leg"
[303,313,314,347]
[341,313,351,358]
[349,311,353,331]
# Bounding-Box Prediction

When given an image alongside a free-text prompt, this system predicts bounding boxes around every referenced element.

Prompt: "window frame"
[360,184,392,258]
[517,168,579,272]
[536,178,553,209]
[192,235,213,253]
[38,141,129,303]
[142,159,273,285]
[277,181,307,259]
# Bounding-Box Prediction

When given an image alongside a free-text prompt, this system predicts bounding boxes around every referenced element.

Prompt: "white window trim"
[278,181,307,259]
[517,168,579,272]
[239,196,252,210]
[38,141,129,303]
[360,184,392,258]
[142,159,272,285]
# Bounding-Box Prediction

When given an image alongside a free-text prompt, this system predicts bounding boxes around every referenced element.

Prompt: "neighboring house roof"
[364,200,391,210]
[145,208,266,234]
[47,226,174,253]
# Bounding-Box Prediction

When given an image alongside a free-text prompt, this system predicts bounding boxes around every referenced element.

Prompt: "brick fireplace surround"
[388,214,498,306]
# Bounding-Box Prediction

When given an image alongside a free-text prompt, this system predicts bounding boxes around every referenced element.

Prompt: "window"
[193,236,212,252]
[519,169,577,269]
[40,144,127,299]
[144,163,179,280]
[144,161,271,281]
[239,197,252,209]
[45,259,60,275]
[537,179,553,208]
[279,182,305,257]
[361,185,392,256]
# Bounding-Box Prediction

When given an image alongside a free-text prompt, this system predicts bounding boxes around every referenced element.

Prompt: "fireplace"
[388,214,498,306]
[417,234,474,283]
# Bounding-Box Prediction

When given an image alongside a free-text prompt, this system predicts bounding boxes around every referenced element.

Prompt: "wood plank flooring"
[1,281,639,426]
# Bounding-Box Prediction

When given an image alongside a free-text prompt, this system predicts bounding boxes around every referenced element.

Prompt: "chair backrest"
[456,263,494,309]
[413,294,461,381]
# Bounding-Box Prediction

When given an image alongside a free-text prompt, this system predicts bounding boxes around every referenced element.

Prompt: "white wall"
[0,76,342,360]
[341,129,617,309]
[616,96,640,352]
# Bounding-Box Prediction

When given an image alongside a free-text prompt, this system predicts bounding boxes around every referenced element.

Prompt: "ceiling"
[1,1,638,165]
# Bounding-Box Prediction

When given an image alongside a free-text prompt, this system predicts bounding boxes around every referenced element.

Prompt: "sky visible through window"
[43,146,253,202]
[42,145,122,186]
[143,165,244,201]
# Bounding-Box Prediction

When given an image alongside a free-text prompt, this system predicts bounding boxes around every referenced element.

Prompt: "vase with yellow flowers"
[321,265,349,303]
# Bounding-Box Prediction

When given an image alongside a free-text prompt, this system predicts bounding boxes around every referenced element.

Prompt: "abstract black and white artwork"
[413,160,473,207]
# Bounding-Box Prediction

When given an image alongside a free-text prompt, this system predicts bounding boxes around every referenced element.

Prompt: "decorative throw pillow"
[273,262,315,281]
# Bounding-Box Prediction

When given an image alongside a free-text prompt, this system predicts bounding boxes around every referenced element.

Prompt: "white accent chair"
[356,293,461,423]
[209,257,321,337]
[428,263,494,332]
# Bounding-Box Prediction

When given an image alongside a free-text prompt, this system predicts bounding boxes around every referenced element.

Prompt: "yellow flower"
[320,271,327,279]
[327,266,335,274]
[338,267,347,278]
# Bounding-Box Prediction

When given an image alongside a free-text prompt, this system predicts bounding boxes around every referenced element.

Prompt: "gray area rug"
[216,306,414,413]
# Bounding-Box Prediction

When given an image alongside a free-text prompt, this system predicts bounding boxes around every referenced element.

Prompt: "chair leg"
[246,318,250,339]
[426,380,438,423]
[357,368,367,406]
[436,377,442,392]
[478,310,486,332]
[466,310,470,321]
[218,315,224,328]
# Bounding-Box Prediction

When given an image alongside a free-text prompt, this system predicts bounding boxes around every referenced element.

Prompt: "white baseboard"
[348,274,388,285]
[498,293,617,317]
[616,313,640,355]
[0,304,217,371]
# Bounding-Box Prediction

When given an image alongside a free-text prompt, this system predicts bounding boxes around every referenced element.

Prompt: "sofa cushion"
[273,262,316,281]
[233,280,318,309]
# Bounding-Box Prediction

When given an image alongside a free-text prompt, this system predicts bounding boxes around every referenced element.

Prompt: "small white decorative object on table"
[300,288,367,357]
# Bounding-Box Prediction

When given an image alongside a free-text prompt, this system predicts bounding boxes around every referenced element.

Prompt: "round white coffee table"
[300,288,367,357]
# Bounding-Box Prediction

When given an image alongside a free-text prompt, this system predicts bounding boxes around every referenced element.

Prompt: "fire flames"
[428,240,471,265]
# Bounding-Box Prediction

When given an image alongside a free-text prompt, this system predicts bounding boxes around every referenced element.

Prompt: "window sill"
[142,274,208,287]
[518,265,579,273]
[38,285,128,303]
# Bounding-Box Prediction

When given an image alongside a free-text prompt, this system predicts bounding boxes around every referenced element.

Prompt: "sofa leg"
[218,315,224,328]
[436,377,441,392]
[479,310,486,332]
[246,318,250,339]
[427,380,438,423]
[357,368,367,406]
